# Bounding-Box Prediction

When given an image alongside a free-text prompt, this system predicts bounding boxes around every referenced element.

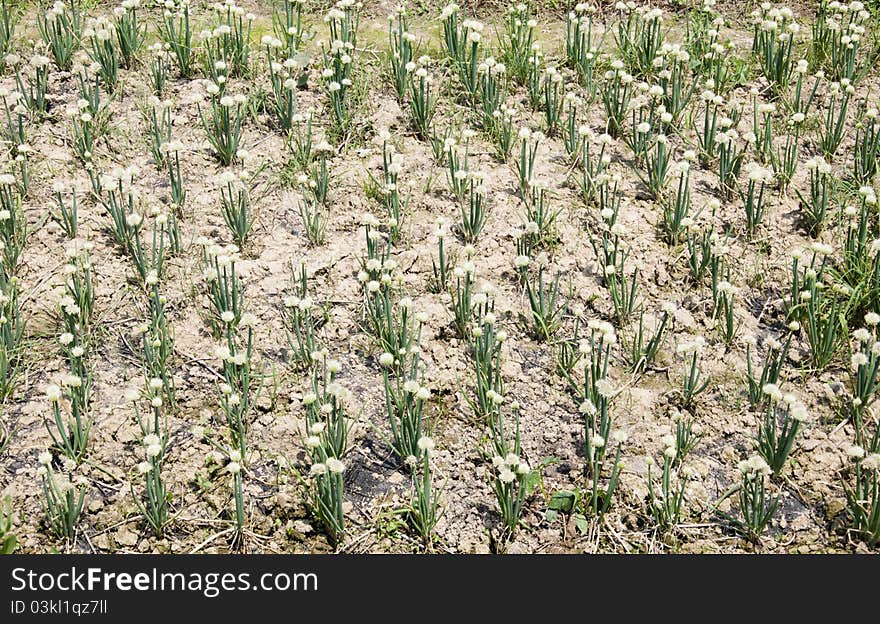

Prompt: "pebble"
[115,527,139,547]
[387,471,404,485]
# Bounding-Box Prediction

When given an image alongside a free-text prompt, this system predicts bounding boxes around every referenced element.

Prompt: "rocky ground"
[0,0,878,553]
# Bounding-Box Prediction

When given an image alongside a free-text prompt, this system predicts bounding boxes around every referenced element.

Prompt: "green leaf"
[522,457,558,496]
[294,54,311,87]
[548,490,578,513]
[573,514,589,535]
[522,470,542,496]
[545,509,559,523]
[536,456,560,469]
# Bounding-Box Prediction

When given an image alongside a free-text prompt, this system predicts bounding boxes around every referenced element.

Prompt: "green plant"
[712,279,739,345]
[842,448,880,548]
[625,102,658,163]
[540,67,563,136]
[788,61,820,115]
[131,418,169,537]
[409,57,437,140]
[453,17,482,97]
[70,101,98,165]
[655,45,695,126]
[11,55,51,115]
[647,445,688,531]
[600,59,632,138]
[605,256,640,326]
[59,244,94,333]
[565,320,617,463]
[756,387,808,475]
[526,44,542,109]
[445,133,470,201]
[228,454,245,538]
[440,3,466,66]
[0,495,17,553]
[685,221,723,285]
[0,177,24,276]
[388,7,415,100]
[787,246,841,369]
[217,314,261,462]
[498,2,535,85]
[488,402,540,534]
[812,1,870,82]
[381,349,430,466]
[217,170,255,247]
[661,160,692,245]
[309,452,346,547]
[487,103,516,160]
[853,106,880,183]
[771,113,801,191]
[302,354,349,461]
[287,110,315,171]
[84,17,119,91]
[203,1,254,78]
[635,134,671,199]
[320,15,359,134]
[520,185,559,249]
[575,131,612,201]
[742,163,772,238]
[562,93,583,160]
[696,90,724,162]
[718,455,778,542]
[675,415,703,463]
[264,39,302,133]
[273,0,306,52]
[717,121,744,195]
[113,0,146,68]
[525,264,567,342]
[158,0,195,78]
[37,0,81,72]
[615,4,664,76]
[795,156,832,237]
[147,42,170,95]
[0,0,19,68]
[199,90,246,166]
[583,424,625,521]
[372,136,409,244]
[137,277,175,403]
[678,336,710,410]
[752,5,797,95]
[626,304,673,373]
[428,220,451,294]
[0,89,27,149]
[362,279,422,362]
[817,80,851,158]
[471,296,504,420]
[566,4,599,93]
[162,140,186,210]
[282,262,323,369]
[848,317,880,445]
[125,211,171,285]
[744,333,790,409]
[298,197,326,246]
[200,240,244,336]
[515,128,542,198]
[37,451,87,541]
[458,173,488,243]
[43,379,91,465]
[408,440,441,548]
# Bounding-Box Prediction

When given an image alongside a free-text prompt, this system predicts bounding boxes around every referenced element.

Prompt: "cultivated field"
[0,0,879,554]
